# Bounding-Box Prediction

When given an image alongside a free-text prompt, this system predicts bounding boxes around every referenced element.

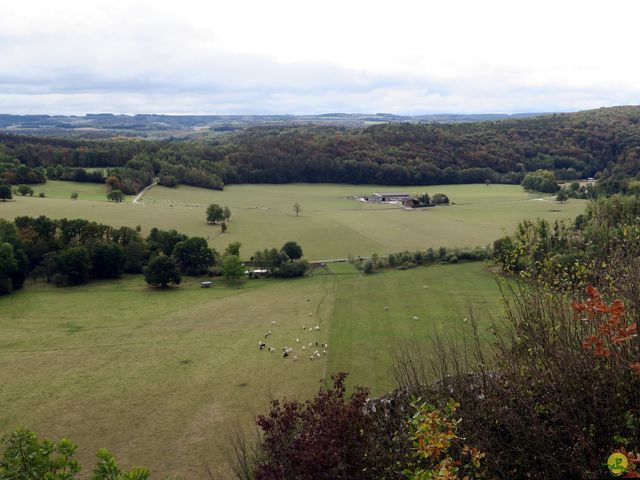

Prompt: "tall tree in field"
[282,241,303,260]
[106,190,124,203]
[206,203,225,224]
[293,202,301,216]
[556,190,569,203]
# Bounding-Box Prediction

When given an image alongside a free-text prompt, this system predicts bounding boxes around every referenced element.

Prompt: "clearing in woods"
[0,261,500,478]
[0,182,586,259]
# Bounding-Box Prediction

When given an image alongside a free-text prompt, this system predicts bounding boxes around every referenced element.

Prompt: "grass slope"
[0,262,500,478]
[0,183,586,260]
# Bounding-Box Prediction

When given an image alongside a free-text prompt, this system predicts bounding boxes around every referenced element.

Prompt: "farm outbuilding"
[369,192,411,203]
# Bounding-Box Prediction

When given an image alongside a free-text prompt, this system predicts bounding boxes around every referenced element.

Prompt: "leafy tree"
[92,448,150,480]
[521,170,559,193]
[0,429,80,479]
[222,254,244,283]
[92,243,126,278]
[206,203,225,224]
[16,184,34,196]
[106,190,125,202]
[0,184,12,201]
[0,220,28,290]
[144,255,181,287]
[281,241,303,260]
[362,260,373,274]
[172,237,215,275]
[38,192,45,198]
[225,241,242,257]
[0,243,18,294]
[147,228,187,256]
[122,241,147,273]
[158,175,178,187]
[0,429,149,480]
[70,191,79,200]
[556,190,569,203]
[293,202,301,217]
[54,247,91,285]
[223,206,231,221]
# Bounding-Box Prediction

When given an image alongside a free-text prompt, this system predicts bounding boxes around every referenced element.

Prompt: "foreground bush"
[236,372,482,480]
[392,282,640,479]
[0,429,149,479]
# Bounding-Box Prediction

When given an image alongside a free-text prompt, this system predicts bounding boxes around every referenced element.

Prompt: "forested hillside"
[1,106,639,192]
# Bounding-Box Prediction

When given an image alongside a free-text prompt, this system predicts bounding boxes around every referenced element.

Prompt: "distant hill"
[0,111,553,139]
[1,106,639,192]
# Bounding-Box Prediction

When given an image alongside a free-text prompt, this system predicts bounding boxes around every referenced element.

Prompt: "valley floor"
[0,262,501,478]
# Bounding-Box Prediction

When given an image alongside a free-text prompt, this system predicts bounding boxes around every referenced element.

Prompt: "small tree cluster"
[206,203,231,224]
[521,169,560,193]
[16,184,34,196]
[248,241,307,278]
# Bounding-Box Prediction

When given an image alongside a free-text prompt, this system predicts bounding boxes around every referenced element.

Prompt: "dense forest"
[1,106,640,194]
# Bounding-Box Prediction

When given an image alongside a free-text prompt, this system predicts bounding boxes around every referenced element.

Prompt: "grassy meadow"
[27,180,124,202]
[0,261,501,478]
[0,182,586,260]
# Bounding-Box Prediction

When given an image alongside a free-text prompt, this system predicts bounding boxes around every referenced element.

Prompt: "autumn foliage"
[573,285,638,372]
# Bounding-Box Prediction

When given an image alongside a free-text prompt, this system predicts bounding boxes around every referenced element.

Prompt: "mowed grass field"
[0,262,501,478]
[27,180,127,202]
[0,182,586,260]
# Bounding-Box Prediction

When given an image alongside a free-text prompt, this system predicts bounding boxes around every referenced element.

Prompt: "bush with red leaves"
[254,372,374,480]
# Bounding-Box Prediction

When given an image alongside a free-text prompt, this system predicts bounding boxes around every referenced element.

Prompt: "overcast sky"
[1,0,639,115]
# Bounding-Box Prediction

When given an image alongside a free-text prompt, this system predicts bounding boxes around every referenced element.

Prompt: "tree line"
[2,106,640,194]
[0,215,308,295]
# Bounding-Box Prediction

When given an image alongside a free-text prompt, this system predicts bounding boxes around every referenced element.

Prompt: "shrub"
[362,260,373,274]
[274,259,308,278]
[253,373,373,480]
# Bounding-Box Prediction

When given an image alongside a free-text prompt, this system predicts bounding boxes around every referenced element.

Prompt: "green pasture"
[0,262,501,478]
[0,182,587,260]
[27,180,120,202]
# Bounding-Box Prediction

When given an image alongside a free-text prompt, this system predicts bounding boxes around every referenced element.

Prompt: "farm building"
[369,192,411,203]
